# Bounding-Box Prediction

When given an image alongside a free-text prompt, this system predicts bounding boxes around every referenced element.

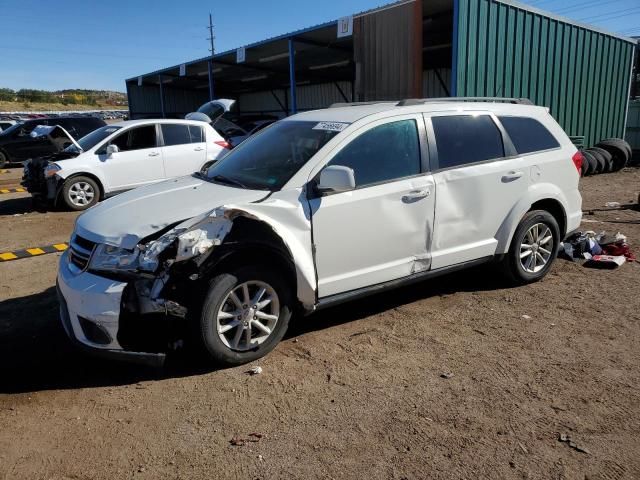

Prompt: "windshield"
[204,120,343,191]
[64,125,121,153]
[0,121,24,136]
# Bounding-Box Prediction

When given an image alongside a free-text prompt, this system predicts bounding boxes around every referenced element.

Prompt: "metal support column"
[158,74,166,118]
[208,59,215,101]
[288,38,297,115]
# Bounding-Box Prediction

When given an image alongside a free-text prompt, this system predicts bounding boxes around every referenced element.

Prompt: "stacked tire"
[581,138,632,176]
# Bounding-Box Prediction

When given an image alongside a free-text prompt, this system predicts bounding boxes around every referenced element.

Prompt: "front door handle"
[402,189,430,202]
[148,151,160,157]
[194,147,204,151]
[502,171,523,182]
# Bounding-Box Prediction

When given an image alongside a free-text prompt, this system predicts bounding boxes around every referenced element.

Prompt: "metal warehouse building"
[127,0,636,148]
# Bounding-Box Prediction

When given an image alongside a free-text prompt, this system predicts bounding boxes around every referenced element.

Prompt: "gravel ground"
[0,166,639,480]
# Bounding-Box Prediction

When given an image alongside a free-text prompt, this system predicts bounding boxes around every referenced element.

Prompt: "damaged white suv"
[57,98,583,366]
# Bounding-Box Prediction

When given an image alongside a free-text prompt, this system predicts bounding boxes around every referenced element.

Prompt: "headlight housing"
[44,163,61,178]
[89,244,140,272]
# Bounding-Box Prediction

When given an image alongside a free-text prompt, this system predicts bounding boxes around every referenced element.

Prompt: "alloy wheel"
[520,223,554,273]
[216,280,280,351]
[68,181,95,207]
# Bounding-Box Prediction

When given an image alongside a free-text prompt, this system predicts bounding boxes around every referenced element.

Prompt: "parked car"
[0,116,106,168]
[23,109,233,210]
[56,98,583,366]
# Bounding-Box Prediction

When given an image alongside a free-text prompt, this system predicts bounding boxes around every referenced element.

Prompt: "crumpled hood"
[75,175,268,248]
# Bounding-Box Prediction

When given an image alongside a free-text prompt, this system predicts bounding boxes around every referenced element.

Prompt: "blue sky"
[0,0,638,93]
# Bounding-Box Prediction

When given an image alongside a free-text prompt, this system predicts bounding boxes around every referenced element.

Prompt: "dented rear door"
[425,112,527,269]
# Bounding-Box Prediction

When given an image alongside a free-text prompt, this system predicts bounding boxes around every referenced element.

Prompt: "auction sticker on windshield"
[313,122,350,132]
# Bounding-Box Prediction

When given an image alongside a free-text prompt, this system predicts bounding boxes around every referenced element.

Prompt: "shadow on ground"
[0,265,508,394]
[0,196,46,216]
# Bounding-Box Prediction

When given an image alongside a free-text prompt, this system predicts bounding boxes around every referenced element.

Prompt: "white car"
[22,100,234,210]
[57,98,583,366]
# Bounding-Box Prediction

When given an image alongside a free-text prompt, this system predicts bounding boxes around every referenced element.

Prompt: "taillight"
[572,151,584,176]
[215,140,231,150]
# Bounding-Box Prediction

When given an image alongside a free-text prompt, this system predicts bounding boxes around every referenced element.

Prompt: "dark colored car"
[0,116,106,168]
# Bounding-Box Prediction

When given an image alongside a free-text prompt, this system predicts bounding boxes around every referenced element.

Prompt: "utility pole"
[207,13,216,101]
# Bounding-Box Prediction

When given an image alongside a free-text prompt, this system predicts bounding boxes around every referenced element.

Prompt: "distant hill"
[0,88,127,107]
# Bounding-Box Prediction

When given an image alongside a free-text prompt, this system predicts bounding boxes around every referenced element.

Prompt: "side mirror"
[316,165,356,195]
[106,144,119,157]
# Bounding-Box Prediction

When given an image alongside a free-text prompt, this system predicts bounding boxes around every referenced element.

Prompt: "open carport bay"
[0,168,639,479]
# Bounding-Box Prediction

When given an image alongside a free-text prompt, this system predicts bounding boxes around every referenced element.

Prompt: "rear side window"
[432,115,504,169]
[499,116,560,154]
[188,125,204,143]
[111,125,157,151]
[161,124,191,146]
[328,119,421,188]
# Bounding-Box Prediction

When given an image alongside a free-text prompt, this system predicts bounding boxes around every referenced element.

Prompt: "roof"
[109,118,212,127]
[285,100,548,123]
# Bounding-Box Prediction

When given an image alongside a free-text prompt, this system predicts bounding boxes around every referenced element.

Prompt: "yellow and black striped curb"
[0,243,68,262]
[0,187,26,194]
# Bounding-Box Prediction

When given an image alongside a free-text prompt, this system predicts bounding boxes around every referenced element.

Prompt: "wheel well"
[61,173,105,200]
[529,199,566,236]
[201,217,298,300]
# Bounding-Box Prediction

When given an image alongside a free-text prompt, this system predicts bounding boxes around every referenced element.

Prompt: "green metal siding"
[454,0,635,147]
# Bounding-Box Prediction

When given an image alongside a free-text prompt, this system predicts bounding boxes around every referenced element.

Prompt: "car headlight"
[44,163,62,178]
[89,244,140,272]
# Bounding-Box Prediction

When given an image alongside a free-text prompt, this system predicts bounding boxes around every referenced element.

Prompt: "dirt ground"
[0,166,639,480]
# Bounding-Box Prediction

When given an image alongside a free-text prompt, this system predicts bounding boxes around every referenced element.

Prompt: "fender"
[56,164,109,196]
[495,182,571,254]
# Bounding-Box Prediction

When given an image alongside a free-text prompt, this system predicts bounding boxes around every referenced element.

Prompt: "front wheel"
[199,265,293,366]
[0,149,8,169]
[61,176,99,210]
[502,210,560,285]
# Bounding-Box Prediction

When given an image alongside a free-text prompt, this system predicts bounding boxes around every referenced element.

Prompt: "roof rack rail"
[329,101,398,108]
[397,97,534,106]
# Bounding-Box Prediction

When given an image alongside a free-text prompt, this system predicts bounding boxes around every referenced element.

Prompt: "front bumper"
[57,250,166,366]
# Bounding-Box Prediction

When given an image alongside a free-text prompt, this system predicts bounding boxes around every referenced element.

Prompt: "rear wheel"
[61,176,100,211]
[199,265,293,366]
[502,210,560,285]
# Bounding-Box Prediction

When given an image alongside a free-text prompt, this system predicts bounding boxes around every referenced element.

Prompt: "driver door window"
[327,119,421,187]
[110,125,157,151]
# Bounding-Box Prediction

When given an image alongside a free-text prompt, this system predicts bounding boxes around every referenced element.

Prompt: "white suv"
[23,100,234,210]
[56,98,583,366]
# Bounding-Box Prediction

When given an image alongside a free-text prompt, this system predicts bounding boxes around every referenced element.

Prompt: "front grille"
[68,234,96,272]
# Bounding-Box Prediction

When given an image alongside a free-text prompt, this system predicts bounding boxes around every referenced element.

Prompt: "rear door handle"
[402,189,430,202]
[194,147,204,151]
[502,171,523,182]
[148,151,160,157]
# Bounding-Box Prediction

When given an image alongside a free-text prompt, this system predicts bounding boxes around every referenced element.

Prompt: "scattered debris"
[604,201,621,208]
[558,433,590,454]
[560,230,635,265]
[247,366,263,375]
[522,315,532,320]
[440,372,454,379]
[230,432,264,446]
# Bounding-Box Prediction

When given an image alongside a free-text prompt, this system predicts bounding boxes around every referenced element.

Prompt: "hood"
[31,124,83,152]
[75,175,268,249]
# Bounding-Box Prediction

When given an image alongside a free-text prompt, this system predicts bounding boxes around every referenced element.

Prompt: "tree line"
[0,88,127,105]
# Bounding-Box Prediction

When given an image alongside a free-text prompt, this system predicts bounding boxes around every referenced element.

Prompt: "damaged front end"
[79,208,236,355]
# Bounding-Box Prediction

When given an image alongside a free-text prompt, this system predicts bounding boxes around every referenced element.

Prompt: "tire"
[502,210,560,285]
[589,146,613,174]
[579,150,588,177]
[596,139,630,171]
[581,150,597,176]
[199,264,293,366]
[61,176,100,211]
[599,138,632,161]
[0,149,8,169]
[585,148,606,174]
